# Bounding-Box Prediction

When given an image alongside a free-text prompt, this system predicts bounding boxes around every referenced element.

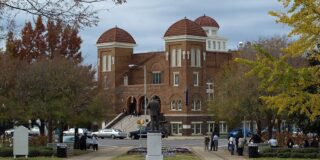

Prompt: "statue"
[147,99,160,131]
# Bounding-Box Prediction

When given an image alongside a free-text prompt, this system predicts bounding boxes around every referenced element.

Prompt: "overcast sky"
[10,0,292,67]
[79,0,291,66]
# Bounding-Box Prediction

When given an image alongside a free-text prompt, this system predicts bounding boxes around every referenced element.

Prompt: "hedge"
[260,147,320,158]
[0,147,54,157]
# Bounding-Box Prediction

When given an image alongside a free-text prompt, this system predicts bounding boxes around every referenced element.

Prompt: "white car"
[5,126,40,136]
[92,129,127,139]
[63,128,90,136]
[5,128,15,136]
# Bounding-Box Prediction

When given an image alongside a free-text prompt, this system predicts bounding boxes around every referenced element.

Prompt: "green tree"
[15,57,101,142]
[235,0,320,122]
[211,36,292,138]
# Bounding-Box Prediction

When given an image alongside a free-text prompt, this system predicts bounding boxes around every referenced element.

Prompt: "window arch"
[192,99,202,111]
[177,100,182,111]
[170,99,182,111]
[171,100,176,110]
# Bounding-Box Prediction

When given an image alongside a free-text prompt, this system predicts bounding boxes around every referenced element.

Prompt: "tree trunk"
[277,118,281,133]
[74,127,80,149]
[48,120,53,143]
[39,119,46,136]
[59,123,64,143]
[257,120,262,136]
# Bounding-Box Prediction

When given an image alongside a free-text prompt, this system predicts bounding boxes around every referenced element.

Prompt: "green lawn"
[112,153,201,160]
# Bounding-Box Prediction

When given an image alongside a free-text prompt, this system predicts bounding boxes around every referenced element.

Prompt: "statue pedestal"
[146,132,163,160]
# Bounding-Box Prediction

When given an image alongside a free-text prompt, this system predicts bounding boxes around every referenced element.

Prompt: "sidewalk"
[166,136,206,140]
[192,147,248,160]
[68,146,131,160]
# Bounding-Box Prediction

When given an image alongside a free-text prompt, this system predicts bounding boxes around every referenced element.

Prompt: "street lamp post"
[143,65,147,117]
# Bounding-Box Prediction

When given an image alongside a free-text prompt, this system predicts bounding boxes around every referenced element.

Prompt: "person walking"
[213,134,219,151]
[237,136,245,156]
[204,135,210,151]
[92,135,99,151]
[210,132,214,151]
[228,136,235,155]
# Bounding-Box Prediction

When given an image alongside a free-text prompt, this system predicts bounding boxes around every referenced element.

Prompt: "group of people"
[78,133,99,151]
[228,135,246,156]
[204,132,219,151]
[267,136,320,148]
[204,132,250,156]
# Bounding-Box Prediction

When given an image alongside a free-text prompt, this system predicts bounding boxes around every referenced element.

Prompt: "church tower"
[163,18,207,135]
[96,27,136,90]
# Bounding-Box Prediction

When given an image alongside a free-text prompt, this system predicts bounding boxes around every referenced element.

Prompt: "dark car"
[63,135,93,149]
[129,126,168,139]
[228,128,252,138]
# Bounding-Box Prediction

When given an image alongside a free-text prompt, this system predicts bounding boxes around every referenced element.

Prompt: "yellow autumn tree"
[236,0,320,120]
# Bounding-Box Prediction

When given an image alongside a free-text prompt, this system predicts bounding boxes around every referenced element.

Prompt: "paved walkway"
[192,147,248,160]
[67,145,248,160]
[68,146,131,160]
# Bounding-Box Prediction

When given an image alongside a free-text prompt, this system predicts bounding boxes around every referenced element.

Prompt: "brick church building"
[96,15,232,136]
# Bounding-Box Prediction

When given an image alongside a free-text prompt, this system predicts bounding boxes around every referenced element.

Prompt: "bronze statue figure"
[147,99,160,131]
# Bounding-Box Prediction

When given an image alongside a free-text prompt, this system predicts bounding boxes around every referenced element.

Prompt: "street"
[98,137,229,148]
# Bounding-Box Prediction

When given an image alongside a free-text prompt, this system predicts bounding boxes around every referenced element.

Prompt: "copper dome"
[97,27,136,44]
[164,18,207,37]
[195,15,220,28]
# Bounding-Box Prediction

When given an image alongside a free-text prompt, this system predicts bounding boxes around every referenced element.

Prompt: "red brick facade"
[96,17,232,136]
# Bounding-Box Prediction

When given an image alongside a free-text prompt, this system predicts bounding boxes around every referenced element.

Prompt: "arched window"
[196,100,201,111]
[177,100,182,111]
[171,100,176,110]
[192,99,201,111]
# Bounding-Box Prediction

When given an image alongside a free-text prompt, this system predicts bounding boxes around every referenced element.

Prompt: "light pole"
[143,65,147,117]
[128,64,147,118]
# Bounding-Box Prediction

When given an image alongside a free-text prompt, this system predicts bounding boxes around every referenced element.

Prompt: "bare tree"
[0,0,125,27]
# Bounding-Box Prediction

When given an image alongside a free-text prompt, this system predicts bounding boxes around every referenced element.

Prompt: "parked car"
[261,128,277,133]
[29,127,40,136]
[5,126,40,137]
[63,128,91,136]
[228,128,252,138]
[129,127,168,139]
[63,135,93,149]
[4,128,14,136]
[92,128,127,139]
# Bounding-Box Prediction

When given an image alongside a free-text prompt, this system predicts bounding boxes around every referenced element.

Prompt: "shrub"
[260,153,277,157]
[276,148,292,153]
[29,147,54,157]
[0,147,13,157]
[39,148,54,156]
[304,153,317,159]
[29,136,48,147]
[260,148,274,153]
[29,148,41,157]
[292,148,319,153]
[291,153,307,158]
[277,152,290,158]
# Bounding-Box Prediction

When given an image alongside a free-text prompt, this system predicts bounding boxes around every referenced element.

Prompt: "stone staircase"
[111,115,150,133]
